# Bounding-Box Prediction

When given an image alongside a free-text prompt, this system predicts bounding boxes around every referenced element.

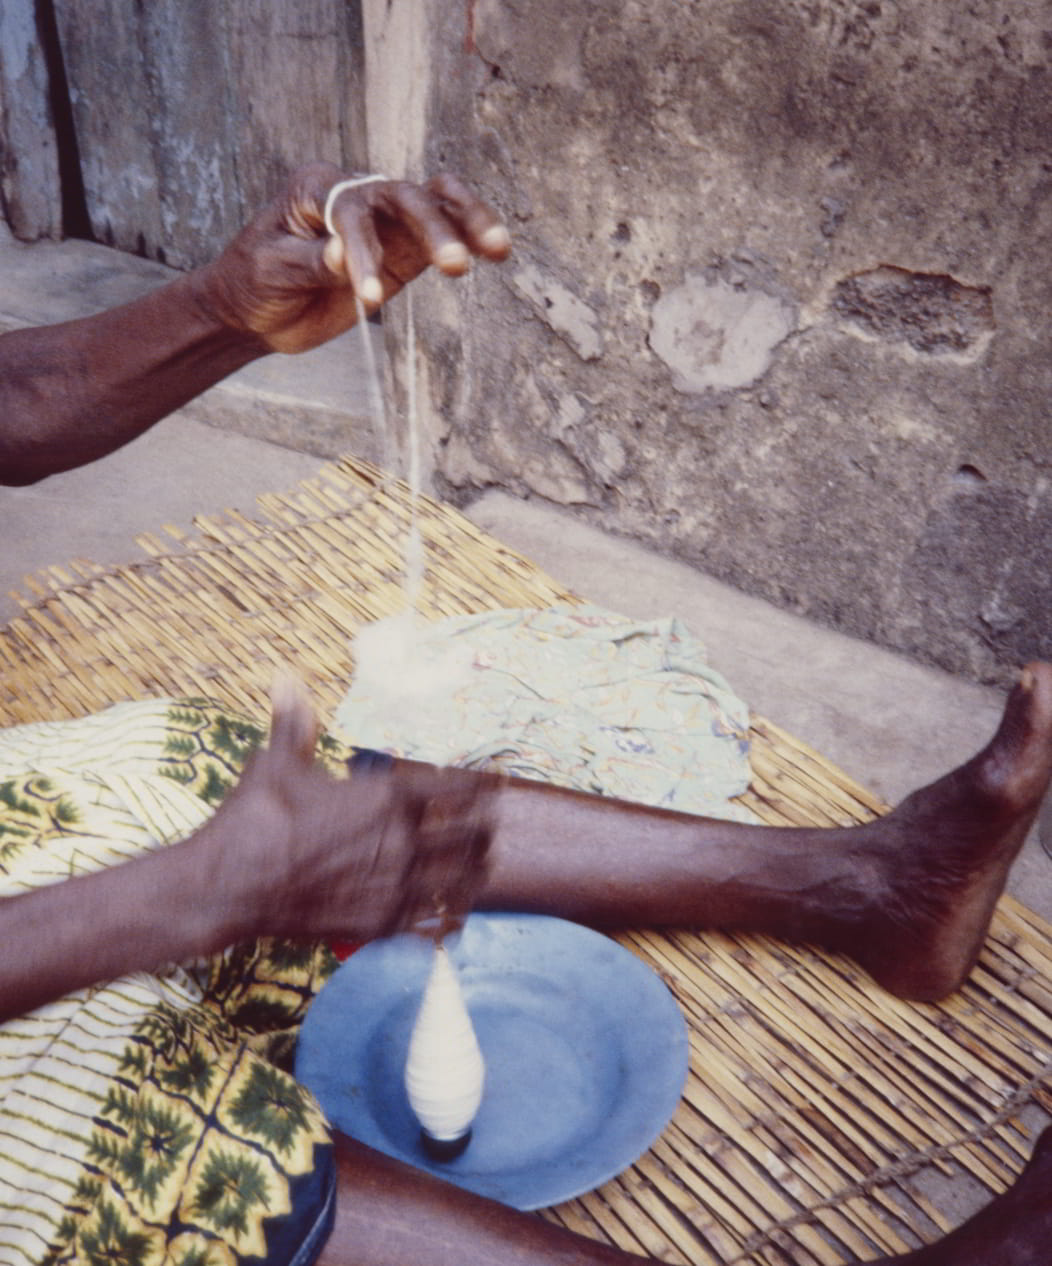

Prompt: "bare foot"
[888,1126,1052,1264]
[844,663,1052,1002]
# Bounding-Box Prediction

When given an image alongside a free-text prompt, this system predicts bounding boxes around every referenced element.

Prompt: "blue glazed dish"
[295,912,689,1210]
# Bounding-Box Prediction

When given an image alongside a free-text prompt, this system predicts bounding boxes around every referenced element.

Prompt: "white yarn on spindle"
[404,945,485,1143]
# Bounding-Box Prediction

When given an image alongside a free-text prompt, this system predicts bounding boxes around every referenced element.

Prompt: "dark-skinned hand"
[207,674,497,946]
[194,161,511,354]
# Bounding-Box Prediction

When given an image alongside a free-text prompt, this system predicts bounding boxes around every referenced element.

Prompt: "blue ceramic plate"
[295,912,688,1210]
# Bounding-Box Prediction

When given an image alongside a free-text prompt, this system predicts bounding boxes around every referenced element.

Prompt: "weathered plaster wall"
[366,0,1051,686]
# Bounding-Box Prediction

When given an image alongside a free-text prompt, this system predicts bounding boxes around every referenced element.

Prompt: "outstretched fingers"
[426,172,513,260]
[198,161,511,355]
[319,172,511,304]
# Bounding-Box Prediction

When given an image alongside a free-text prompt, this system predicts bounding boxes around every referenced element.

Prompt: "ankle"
[767,837,889,954]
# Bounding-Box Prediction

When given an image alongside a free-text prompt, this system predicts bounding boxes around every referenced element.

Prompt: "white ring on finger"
[323,175,391,236]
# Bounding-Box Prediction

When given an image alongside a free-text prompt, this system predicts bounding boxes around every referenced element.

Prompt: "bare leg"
[317,668,1052,1266]
[319,1133,648,1265]
[480,663,1052,1001]
[318,1128,1052,1266]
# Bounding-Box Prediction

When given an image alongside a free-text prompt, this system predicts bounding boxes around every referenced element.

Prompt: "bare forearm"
[0,167,511,486]
[0,819,248,1021]
[0,270,264,485]
[0,722,500,1022]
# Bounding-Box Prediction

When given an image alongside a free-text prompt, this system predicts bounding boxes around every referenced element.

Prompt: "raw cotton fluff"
[341,610,476,726]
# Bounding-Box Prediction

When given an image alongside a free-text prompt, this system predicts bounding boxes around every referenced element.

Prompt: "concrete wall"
[365,0,1051,687]
[1,1,1047,685]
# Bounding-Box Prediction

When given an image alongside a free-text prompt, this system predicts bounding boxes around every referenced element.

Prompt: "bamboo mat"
[4,454,1052,1264]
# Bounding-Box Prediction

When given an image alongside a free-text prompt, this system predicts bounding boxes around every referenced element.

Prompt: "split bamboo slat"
[3,454,1050,1263]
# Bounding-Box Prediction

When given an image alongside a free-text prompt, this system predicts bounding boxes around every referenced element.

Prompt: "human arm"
[0,676,494,1023]
[322,1133,650,1266]
[0,163,509,485]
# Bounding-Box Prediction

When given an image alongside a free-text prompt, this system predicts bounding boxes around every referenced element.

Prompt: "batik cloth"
[0,699,341,1266]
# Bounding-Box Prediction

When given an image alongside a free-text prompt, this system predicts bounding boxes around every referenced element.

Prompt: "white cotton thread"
[341,235,486,1156]
[354,289,391,472]
[347,242,458,703]
[404,286,423,612]
[323,174,390,236]
[353,278,423,611]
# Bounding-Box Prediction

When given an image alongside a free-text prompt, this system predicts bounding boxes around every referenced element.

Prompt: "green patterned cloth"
[0,699,340,1266]
[1,606,755,1264]
[334,603,756,821]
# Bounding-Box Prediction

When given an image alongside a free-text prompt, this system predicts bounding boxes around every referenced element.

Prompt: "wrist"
[181,264,271,361]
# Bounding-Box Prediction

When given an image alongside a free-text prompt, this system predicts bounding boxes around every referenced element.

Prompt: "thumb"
[268,231,346,290]
[268,670,320,762]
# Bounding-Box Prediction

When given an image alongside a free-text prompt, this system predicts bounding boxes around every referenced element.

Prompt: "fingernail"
[322,234,345,274]
[1021,667,1034,691]
[481,224,511,254]
[436,241,470,271]
[360,276,384,305]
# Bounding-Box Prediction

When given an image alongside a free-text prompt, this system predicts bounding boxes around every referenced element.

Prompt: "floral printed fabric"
[0,699,338,1266]
[0,604,755,1265]
[334,603,757,823]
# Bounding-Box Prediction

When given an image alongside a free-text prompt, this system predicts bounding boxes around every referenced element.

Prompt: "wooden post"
[0,0,61,240]
[53,0,369,269]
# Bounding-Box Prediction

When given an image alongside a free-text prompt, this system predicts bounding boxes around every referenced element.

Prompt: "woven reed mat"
[3,454,1052,1263]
